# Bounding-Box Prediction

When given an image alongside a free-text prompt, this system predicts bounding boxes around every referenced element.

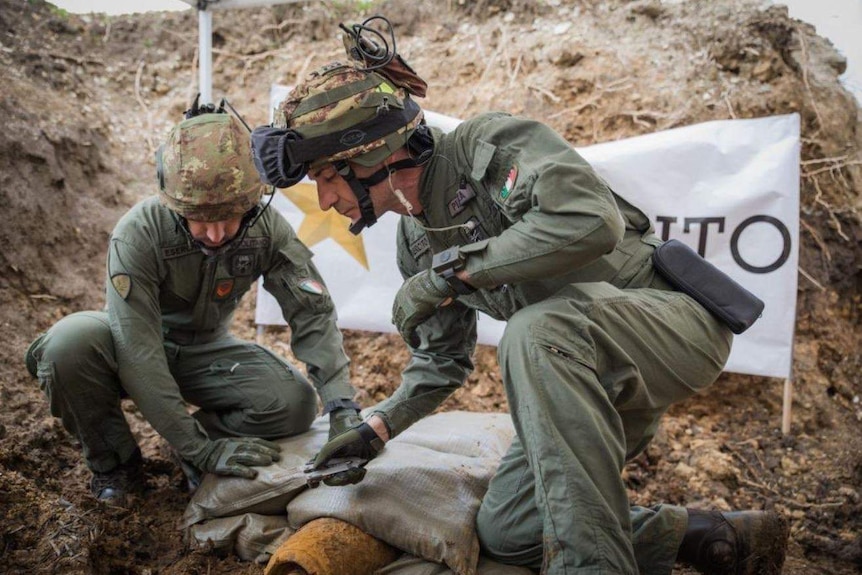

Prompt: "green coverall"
[372,113,732,575]
[27,197,355,472]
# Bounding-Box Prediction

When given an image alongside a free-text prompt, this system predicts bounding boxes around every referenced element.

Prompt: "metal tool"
[302,456,367,488]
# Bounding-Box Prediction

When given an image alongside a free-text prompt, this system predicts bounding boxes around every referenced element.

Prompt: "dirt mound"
[0,0,859,574]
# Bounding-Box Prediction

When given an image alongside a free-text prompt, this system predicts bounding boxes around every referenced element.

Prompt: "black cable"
[221,98,252,133]
[339,15,396,72]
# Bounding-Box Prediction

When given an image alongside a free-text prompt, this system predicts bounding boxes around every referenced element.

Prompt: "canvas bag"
[185,411,516,575]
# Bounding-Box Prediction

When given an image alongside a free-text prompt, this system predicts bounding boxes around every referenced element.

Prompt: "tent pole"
[198,8,213,104]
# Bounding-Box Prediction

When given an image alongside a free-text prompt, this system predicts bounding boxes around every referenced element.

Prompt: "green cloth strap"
[292,75,384,118]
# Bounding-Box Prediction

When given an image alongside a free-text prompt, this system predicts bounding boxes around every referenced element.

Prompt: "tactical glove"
[311,421,384,486]
[328,406,364,440]
[391,269,455,347]
[193,437,282,479]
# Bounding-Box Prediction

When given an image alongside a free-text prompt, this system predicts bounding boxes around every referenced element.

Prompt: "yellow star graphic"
[281,182,369,270]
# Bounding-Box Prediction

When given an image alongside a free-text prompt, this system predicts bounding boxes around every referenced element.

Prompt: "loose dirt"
[0,1,859,574]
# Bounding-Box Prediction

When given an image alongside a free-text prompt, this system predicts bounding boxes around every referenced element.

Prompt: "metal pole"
[198,8,213,104]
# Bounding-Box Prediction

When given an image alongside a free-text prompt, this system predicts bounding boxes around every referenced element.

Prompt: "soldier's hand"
[391,269,455,347]
[194,437,282,479]
[311,421,384,486]
[328,406,363,440]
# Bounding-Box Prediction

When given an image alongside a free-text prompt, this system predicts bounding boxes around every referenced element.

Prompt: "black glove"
[193,437,282,479]
[311,421,385,486]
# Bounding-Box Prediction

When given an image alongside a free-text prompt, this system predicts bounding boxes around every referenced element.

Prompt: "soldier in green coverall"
[25,108,362,504]
[251,60,788,575]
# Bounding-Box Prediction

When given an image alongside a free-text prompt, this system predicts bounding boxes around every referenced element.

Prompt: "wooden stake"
[782,378,793,435]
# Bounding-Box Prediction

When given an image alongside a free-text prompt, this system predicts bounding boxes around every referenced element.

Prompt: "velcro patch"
[213,278,235,300]
[236,237,271,250]
[231,253,256,276]
[111,274,131,299]
[448,180,477,218]
[162,244,199,260]
[409,234,430,260]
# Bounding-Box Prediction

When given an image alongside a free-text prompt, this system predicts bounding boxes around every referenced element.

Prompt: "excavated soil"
[0,0,860,574]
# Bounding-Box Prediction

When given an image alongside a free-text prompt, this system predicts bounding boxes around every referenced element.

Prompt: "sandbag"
[184,411,516,575]
[181,417,330,528]
[286,412,514,575]
[189,513,294,562]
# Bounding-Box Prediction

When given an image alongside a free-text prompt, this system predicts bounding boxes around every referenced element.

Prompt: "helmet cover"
[158,113,264,221]
[278,62,423,168]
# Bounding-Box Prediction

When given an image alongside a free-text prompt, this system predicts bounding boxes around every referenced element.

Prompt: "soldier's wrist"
[363,416,390,444]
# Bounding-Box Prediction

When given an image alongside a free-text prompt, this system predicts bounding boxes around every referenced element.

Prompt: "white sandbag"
[183,411,516,575]
[189,513,294,563]
[286,412,515,575]
[181,417,329,527]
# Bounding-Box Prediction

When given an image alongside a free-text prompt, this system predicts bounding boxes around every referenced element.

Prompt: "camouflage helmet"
[278,61,424,168]
[157,113,265,222]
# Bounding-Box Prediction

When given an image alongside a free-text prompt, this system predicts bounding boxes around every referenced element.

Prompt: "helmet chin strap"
[334,157,422,234]
[334,160,378,235]
[174,200,269,256]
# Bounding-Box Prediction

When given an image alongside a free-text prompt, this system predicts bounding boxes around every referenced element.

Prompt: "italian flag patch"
[500,165,518,200]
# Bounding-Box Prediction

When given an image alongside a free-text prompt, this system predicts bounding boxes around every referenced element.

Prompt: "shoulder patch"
[409,234,431,260]
[111,274,131,300]
[500,165,518,200]
[298,279,325,295]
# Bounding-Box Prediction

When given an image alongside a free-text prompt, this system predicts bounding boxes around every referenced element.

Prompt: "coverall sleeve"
[368,220,477,438]
[106,237,211,462]
[459,115,626,289]
[262,222,354,409]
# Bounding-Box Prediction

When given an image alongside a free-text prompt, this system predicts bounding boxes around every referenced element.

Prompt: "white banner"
[256,97,799,379]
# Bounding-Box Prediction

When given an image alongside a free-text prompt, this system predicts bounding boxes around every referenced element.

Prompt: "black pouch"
[652,239,765,334]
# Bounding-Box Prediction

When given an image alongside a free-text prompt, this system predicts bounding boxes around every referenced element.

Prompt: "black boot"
[678,509,789,575]
[90,448,145,504]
